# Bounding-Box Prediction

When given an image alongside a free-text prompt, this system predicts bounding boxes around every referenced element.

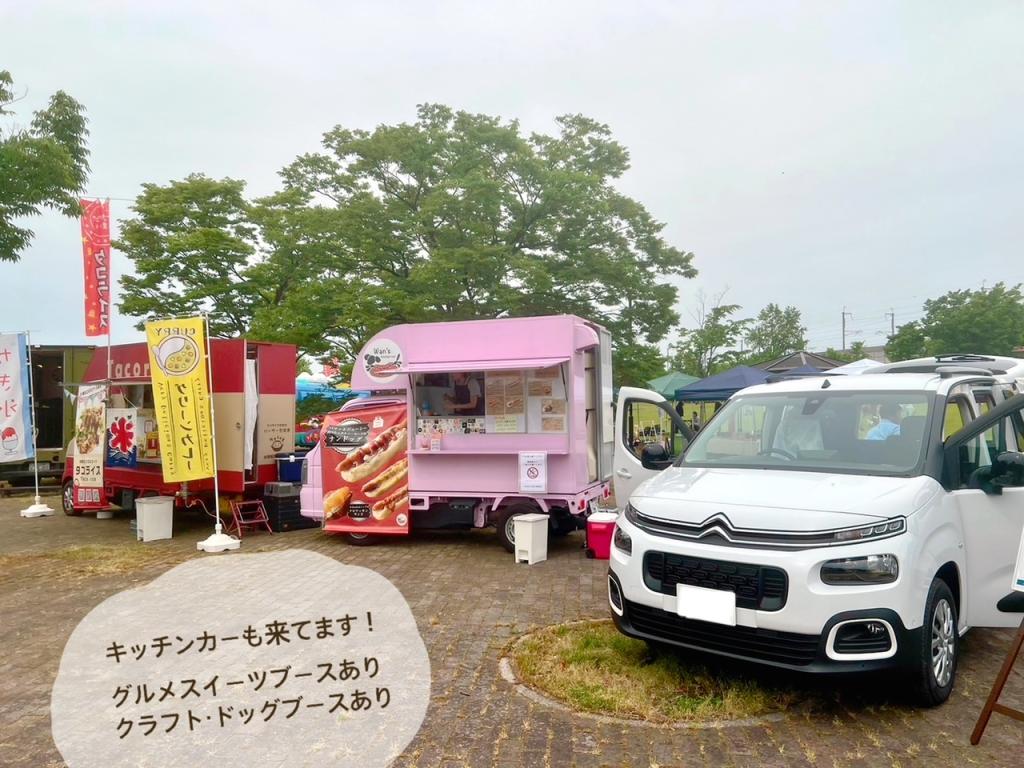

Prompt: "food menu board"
[483,366,568,434]
[484,372,526,432]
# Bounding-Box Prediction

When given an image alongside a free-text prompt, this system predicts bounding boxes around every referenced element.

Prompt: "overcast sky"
[4,0,1022,355]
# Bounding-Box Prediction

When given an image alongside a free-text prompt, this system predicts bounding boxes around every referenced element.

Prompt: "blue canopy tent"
[674,365,772,401]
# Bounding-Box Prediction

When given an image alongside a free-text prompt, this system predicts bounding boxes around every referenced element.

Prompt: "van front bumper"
[610,570,921,673]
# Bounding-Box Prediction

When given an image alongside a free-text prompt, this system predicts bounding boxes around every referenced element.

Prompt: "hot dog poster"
[321,402,410,535]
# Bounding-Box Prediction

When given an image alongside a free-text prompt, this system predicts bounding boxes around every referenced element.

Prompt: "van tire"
[495,502,541,553]
[911,578,958,706]
[343,532,381,547]
[62,481,81,516]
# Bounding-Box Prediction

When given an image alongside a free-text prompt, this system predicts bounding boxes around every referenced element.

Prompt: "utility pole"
[841,307,853,352]
[885,308,895,337]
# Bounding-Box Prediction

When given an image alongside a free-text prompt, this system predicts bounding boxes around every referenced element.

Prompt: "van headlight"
[613,525,632,555]
[821,555,899,585]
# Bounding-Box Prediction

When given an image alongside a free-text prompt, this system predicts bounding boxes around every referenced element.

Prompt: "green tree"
[670,294,749,377]
[823,341,866,364]
[745,303,807,361]
[885,322,927,362]
[0,70,90,261]
[118,106,696,382]
[919,283,1024,356]
[117,176,261,337]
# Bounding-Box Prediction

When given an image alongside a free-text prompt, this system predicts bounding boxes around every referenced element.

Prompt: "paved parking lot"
[1,494,1022,767]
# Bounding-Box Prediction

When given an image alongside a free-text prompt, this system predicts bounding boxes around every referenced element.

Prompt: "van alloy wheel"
[912,578,958,706]
[931,598,956,688]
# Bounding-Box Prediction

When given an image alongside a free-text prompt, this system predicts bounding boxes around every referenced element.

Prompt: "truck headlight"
[821,554,899,585]
[613,525,632,555]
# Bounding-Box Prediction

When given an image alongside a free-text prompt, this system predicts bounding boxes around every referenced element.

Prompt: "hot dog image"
[324,487,352,521]
[336,422,407,483]
[371,485,408,521]
[363,458,409,498]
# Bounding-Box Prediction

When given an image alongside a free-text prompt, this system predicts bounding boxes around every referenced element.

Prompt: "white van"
[608,358,1024,705]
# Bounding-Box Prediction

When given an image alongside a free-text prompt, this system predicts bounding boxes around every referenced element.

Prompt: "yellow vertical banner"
[144,317,215,482]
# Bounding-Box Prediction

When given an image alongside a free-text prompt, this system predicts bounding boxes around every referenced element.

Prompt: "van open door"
[613,387,693,505]
[944,393,1024,627]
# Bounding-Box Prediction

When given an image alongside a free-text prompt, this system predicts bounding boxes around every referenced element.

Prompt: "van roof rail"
[764,371,843,384]
[934,353,996,363]
[935,366,995,378]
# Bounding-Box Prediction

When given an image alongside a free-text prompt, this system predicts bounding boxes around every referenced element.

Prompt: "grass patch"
[510,619,805,722]
[0,544,172,580]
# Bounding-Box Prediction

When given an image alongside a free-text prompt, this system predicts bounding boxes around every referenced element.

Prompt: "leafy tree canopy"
[0,70,90,261]
[745,303,807,361]
[885,283,1024,361]
[118,105,696,381]
[669,294,749,378]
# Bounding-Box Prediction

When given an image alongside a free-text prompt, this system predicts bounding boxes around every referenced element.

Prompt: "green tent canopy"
[646,371,699,399]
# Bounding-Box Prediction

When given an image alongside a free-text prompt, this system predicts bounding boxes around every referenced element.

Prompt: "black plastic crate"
[263,496,318,532]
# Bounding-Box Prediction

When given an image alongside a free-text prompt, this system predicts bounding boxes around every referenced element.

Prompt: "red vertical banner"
[80,199,111,337]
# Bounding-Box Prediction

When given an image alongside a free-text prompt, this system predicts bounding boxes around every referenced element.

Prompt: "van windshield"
[680,391,932,476]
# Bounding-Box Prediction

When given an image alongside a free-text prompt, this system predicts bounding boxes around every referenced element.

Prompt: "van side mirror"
[640,443,672,470]
[993,451,1024,489]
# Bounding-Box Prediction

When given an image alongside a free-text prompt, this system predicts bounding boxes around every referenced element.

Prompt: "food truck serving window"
[414,365,569,436]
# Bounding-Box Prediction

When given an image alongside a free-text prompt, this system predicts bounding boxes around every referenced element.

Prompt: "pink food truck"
[319,315,615,550]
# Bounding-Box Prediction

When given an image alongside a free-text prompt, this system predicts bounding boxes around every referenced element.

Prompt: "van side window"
[954,431,994,490]
[942,396,972,440]
[622,400,686,460]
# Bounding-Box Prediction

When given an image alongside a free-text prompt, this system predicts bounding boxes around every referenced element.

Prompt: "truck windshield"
[681,391,932,476]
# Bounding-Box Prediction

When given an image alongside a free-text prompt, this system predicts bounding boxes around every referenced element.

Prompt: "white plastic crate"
[135,496,174,542]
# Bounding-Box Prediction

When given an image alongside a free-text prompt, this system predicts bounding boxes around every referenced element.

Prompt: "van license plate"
[675,584,737,626]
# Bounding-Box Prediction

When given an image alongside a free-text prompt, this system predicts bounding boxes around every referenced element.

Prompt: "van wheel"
[495,503,541,553]
[62,481,81,516]
[911,578,958,706]
[343,532,381,546]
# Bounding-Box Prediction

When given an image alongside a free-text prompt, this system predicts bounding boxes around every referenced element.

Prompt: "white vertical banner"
[73,384,106,504]
[0,333,34,463]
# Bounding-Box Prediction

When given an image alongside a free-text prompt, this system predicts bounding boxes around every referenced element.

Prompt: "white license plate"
[37,462,51,471]
[675,584,737,626]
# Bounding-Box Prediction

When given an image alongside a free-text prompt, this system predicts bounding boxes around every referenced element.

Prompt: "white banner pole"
[21,330,54,517]
[196,313,238,552]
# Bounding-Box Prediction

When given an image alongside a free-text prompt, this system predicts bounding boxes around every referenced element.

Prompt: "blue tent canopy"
[674,365,771,401]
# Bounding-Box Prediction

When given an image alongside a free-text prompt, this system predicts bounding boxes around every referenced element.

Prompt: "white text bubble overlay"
[51,549,431,767]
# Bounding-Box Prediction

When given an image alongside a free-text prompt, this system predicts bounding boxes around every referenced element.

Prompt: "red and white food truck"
[320,315,618,550]
[61,340,296,515]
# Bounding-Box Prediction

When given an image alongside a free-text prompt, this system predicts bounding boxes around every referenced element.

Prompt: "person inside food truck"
[442,372,484,416]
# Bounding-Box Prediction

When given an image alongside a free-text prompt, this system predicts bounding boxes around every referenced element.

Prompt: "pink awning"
[396,356,569,374]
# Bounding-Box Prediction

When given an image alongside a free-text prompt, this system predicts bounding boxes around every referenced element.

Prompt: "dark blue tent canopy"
[674,365,771,401]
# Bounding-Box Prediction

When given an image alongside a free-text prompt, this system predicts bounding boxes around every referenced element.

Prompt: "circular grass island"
[506,619,809,725]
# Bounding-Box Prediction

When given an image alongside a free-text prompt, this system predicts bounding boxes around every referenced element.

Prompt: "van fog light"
[832,620,894,654]
[613,525,632,556]
[821,554,898,585]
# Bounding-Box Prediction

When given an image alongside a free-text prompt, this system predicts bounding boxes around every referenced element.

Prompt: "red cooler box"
[586,511,619,559]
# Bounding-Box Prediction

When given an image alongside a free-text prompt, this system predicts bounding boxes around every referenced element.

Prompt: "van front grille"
[643,552,788,611]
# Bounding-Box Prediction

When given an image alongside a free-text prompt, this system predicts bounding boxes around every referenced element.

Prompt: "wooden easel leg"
[971,619,1024,745]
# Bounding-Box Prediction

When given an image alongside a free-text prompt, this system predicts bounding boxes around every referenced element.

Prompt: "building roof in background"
[753,350,843,372]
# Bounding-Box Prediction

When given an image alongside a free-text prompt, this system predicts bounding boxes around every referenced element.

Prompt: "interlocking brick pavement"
[0,495,1021,767]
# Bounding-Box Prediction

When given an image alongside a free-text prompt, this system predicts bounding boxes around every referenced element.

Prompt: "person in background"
[866,403,902,440]
[444,372,484,416]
